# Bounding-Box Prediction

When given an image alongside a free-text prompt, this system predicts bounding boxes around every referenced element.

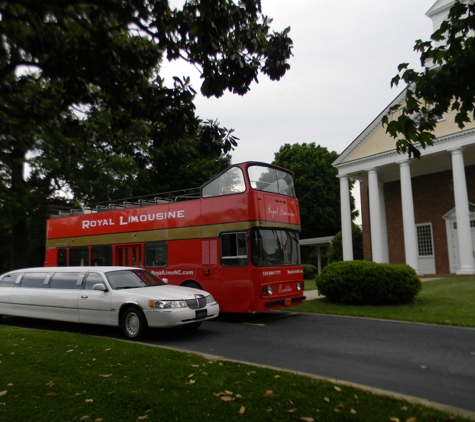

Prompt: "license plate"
[195,309,207,319]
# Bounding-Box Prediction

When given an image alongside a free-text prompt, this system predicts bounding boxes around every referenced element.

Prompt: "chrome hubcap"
[126,313,140,335]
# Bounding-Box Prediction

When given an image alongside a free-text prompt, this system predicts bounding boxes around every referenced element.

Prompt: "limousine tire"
[121,307,149,340]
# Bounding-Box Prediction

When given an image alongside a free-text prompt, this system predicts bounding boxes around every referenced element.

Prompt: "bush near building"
[315,261,421,305]
[302,264,318,279]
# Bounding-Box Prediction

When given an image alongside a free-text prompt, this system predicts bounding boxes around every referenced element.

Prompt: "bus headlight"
[149,300,186,309]
[297,283,303,291]
[267,285,274,296]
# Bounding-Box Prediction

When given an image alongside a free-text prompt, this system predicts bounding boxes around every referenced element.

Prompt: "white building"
[333,0,475,275]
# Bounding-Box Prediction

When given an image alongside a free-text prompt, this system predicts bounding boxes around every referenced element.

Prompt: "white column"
[449,147,475,274]
[367,168,384,262]
[339,175,353,261]
[378,181,389,263]
[398,160,419,273]
[317,246,322,274]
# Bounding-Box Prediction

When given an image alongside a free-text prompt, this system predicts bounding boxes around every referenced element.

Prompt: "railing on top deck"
[48,187,201,218]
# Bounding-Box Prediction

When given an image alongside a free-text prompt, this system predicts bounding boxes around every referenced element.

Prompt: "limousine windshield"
[107,270,166,289]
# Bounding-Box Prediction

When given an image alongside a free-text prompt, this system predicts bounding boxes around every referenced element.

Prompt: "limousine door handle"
[81,295,88,299]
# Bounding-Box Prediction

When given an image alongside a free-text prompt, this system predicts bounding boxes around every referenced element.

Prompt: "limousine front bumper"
[143,302,220,327]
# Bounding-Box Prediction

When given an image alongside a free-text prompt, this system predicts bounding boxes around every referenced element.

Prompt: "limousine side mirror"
[93,283,108,292]
[161,278,169,284]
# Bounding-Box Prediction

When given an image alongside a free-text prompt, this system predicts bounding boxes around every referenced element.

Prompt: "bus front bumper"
[264,295,306,308]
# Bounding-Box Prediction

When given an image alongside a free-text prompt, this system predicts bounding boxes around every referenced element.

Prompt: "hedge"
[315,261,421,305]
[302,264,318,280]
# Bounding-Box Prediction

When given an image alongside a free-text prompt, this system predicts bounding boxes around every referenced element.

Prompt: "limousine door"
[78,272,112,325]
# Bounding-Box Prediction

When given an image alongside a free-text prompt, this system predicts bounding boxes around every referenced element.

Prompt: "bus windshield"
[251,228,300,267]
[247,165,296,198]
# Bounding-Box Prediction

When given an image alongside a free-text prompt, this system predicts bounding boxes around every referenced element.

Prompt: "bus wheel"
[181,321,202,331]
[121,307,149,340]
[183,281,202,290]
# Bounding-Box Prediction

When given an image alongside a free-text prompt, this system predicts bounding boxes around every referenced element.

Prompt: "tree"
[326,223,363,264]
[272,143,358,240]
[0,0,293,269]
[383,0,475,158]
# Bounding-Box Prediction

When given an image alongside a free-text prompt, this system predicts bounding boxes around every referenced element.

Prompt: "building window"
[453,220,475,229]
[416,223,434,257]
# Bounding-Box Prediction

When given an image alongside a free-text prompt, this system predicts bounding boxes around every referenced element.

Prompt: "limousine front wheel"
[121,307,149,340]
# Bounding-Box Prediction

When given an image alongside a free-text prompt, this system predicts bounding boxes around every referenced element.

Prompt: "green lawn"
[304,279,317,291]
[296,277,475,328]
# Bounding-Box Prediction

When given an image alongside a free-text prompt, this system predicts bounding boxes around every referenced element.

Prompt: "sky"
[160,0,438,221]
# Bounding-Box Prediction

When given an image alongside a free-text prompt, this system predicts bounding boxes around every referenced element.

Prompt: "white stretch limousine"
[0,266,219,339]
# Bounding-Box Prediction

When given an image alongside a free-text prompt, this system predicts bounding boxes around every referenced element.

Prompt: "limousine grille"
[185,295,207,309]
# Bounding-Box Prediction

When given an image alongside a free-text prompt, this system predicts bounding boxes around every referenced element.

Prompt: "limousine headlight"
[148,300,186,309]
[206,294,215,304]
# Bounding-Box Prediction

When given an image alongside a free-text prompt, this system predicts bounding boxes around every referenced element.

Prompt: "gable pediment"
[334,88,475,167]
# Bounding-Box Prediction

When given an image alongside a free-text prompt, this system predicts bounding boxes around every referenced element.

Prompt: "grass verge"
[304,279,317,291]
[0,326,472,421]
[296,277,475,328]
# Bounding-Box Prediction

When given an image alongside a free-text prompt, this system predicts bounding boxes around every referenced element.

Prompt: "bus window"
[221,232,248,266]
[252,228,300,266]
[58,248,67,266]
[70,247,89,266]
[202,167,246,197]
[247,165,296,197]
[91,245,112,266]
[145,242,167,268]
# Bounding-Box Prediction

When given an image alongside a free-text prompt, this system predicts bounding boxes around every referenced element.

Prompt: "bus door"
[116,244,143,268]
[218,231,253,313]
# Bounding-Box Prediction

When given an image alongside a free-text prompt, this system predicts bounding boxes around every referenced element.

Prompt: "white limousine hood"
[119,284,207,300]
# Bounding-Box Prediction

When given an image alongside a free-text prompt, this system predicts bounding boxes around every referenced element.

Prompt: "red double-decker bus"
[45,162,305,313]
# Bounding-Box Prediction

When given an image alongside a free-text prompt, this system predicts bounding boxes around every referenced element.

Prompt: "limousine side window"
[84,272,106,290]
[0,273,22,287]
[21,273,52,288]
[50,272,84,289]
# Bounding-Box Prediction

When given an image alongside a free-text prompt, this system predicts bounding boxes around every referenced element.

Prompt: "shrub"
[303,264,318,279]
[315,261,421,305]
[326,223,363,264]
